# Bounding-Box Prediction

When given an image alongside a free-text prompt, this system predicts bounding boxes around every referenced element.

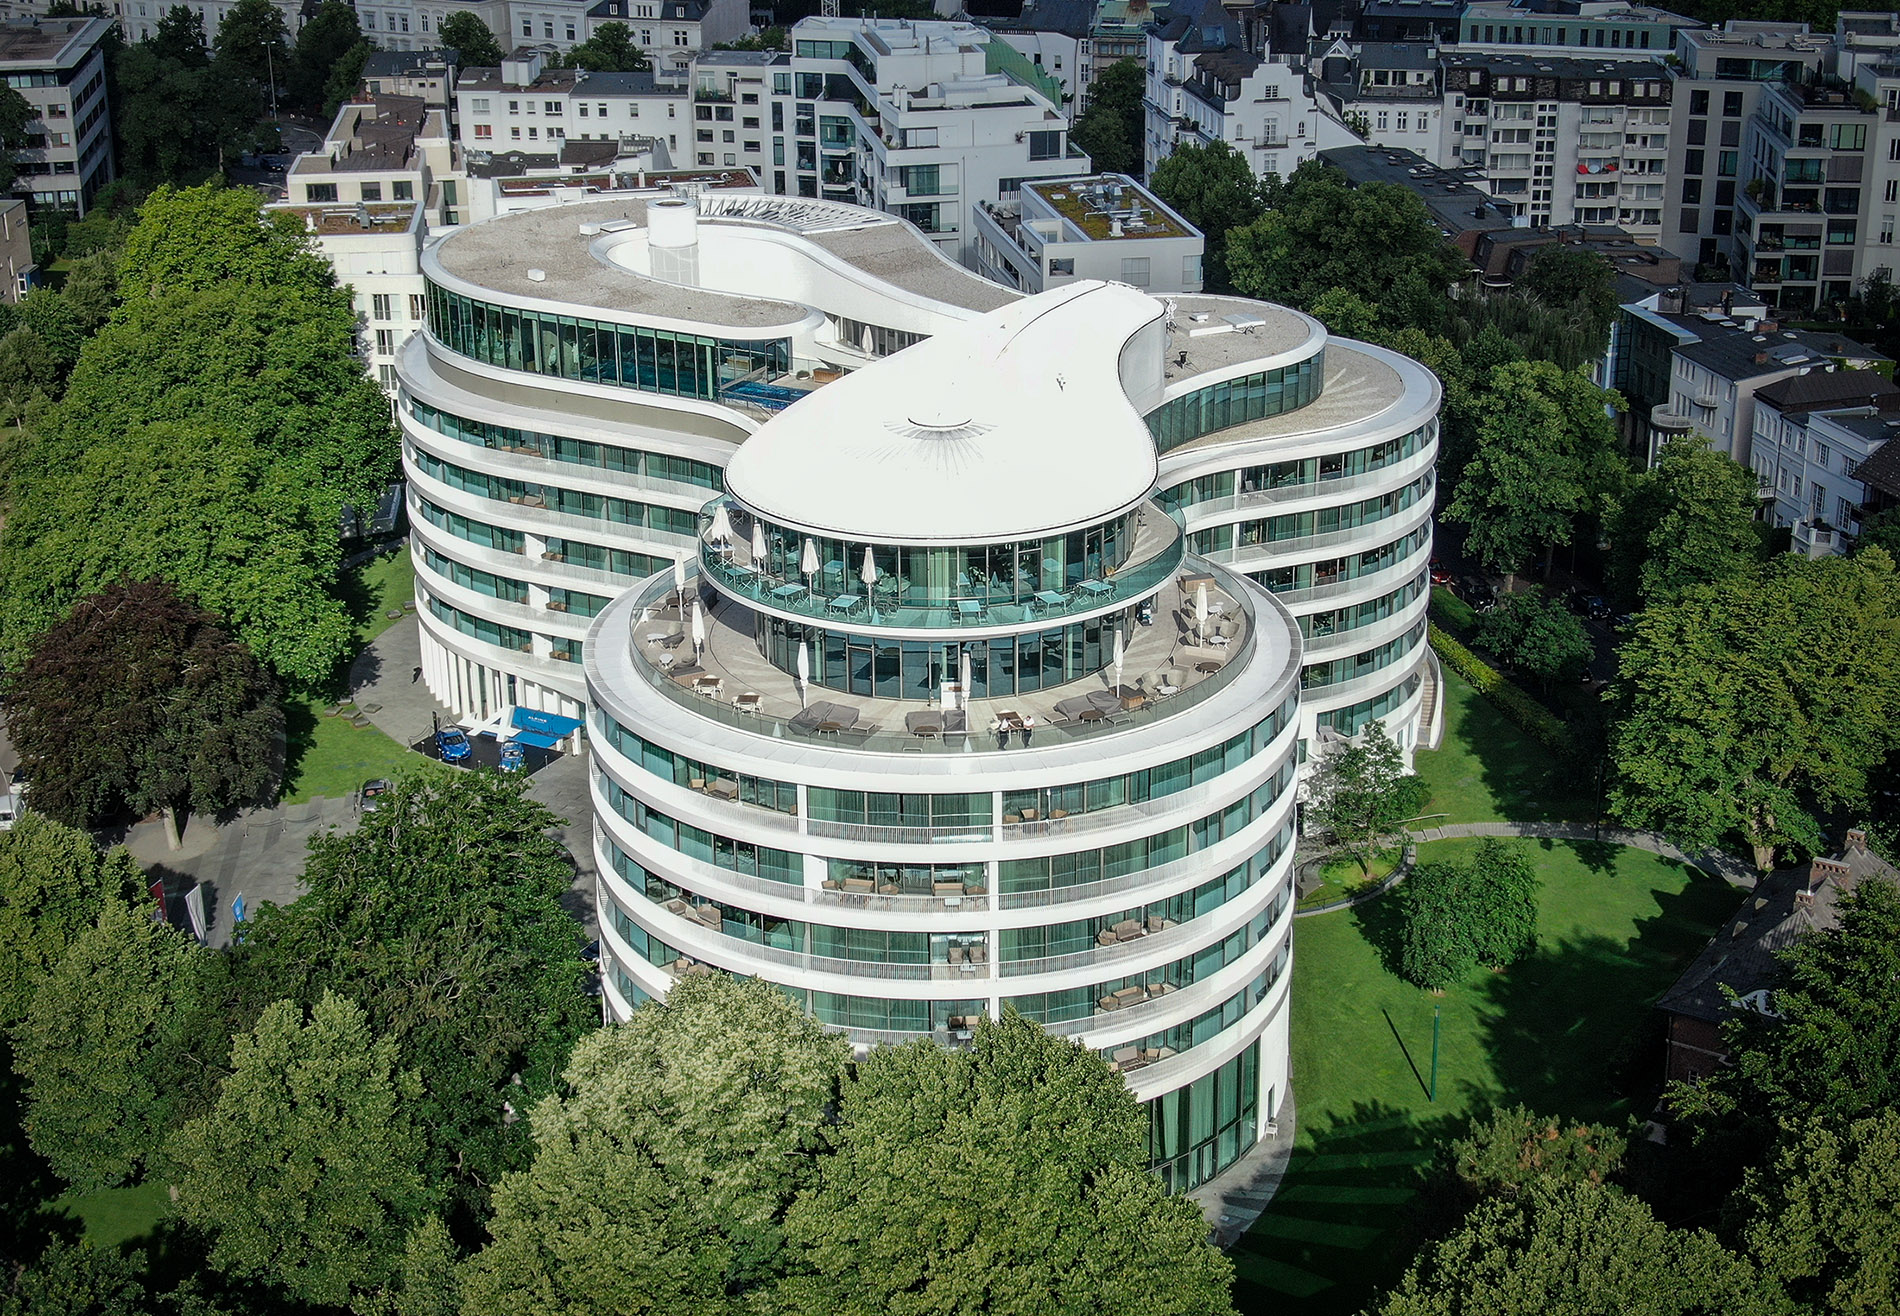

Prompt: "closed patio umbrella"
[801,538,820,591]
[708,502,733,551]
[960,647,971,710]
[752,522,768,570]
[861,547,878,618]
[673,553,688,608]
[691,598,706,661]
[1113,626,1125,693]
[796,640,810,709]
[1194,582,1209,645]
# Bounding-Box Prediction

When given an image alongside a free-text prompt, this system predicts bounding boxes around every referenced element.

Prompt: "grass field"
[55,1181,172,1249]
[1230,838,1739,1315]
[1411,670,1597,826]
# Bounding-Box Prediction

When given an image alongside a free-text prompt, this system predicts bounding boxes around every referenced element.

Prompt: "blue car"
[499,743,526,774]
[436,727,472,763]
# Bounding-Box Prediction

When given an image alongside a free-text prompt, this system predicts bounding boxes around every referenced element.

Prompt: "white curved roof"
[724,281,1164,542]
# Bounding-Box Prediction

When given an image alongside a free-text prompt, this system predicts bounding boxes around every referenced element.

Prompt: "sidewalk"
[1192,1086,1299,1249]
[1405,820,1758,889]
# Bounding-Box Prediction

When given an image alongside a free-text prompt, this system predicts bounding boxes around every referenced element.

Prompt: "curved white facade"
[398,186,1439,1191]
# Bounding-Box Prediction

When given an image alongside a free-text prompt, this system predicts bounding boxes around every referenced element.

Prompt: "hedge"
[1428,622,1573,755]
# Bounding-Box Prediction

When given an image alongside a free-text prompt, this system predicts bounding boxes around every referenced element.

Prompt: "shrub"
[1428,624,1572,755]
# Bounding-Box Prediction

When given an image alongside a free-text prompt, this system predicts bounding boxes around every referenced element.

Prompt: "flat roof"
[1167,340,1420,456]
[0,17,108,67]
[1168,295,1326,377]
[1022,175,1195,242]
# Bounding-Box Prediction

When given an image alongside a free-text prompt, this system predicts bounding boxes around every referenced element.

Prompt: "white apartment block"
[0,17,112,216]
[456,48,690,158]
[1312,40,1449,163]
[971,172,1205,295]
[1748,373,1900,554]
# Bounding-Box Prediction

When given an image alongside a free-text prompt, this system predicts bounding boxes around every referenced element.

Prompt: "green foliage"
[713,26,789,51]
[777,1010,1234,1316]
[1608,552,1900,869]
[210,0,289,93]
[1146,140,1265,292]
[1454,245,1621,369]
[1373,1180,1778,1316]
[1399,842,1540,989]
[5,580,282,832]
[0,84,33,195]
[1671,879,1900,1136]
[1605,437,1766,608]
[232,773,592,1225]
[461,976,848,1314]
[560,22,650,72]
[13,897,226,1190]
[289,0,364,113]
[1428,624,1573,755]
[171,992,432,1309]
[1225,160,1469,331]
[321,40,376,118]
[1306,721,1428,873]
[436,12,503,67]
[1473,589,1591,689]
[0,814,142,1028]
[1446,360,1625,581]
[0,1238,146,1316]
[1855,504,1900,560]
[1735,1110,1900,1315]
[1412,1105,1626,1239]
[1069,58,1143,177]
[150,4,209,65]
[116,183,333,299]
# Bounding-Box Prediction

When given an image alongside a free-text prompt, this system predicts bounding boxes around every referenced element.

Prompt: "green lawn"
[54,1181,172,1249]
[1412,669,1596,826]
[280,547,435,805]
[1230,839,1739,1315]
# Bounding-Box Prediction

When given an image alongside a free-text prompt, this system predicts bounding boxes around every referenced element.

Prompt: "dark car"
[499,742,527,774]
[436,727,472,763]
[1457,574,1498,608]
[357,778,391,813]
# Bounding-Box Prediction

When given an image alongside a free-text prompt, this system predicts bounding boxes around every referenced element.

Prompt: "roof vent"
[526,268,547,282]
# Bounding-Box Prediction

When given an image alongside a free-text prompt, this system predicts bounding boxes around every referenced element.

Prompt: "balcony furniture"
[1032,588,1069,613]
[1146,916,1166,934]
[1079,708,1105,723]
[1048,809,1068,821]
[695,905,722,929]
[693,676,723,697]
[769,582,807,603]
[815,721,843,735]
[956,598,987,623]
[879,883,901,895]
[656,653,676,670]
[1003,813,1022,824]
[948,946,966,966]
[732,692,762,713]
[904,712,943,736]
[1112,1047,1140,1065]
[933,880,964,895]
[689,777,706,791]
[843,877,874,893]
[1075,579,1114,602]
[1111,919,1143,938]
[664,898,689,916]
[1179,572,1216,594]
[1195,660,1223,675]
[705,779,740,801]
[1112,986,1146,1006]
[1097,930,1118,946]
[1097,995,1121,1011]
[828,593,864,617]
[968,944,987,964]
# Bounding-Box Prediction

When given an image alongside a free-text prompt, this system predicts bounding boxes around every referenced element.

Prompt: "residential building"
[1659,829,1898,1085]
[1143,0,1342,183]
[1747,371,1900,554]
[1616,281,1890,464]
[1319,145,1522,254]
[360,48,460,112]
[1452,0,1695,58]
[1437,52,1672,239]
[457,50,690,158]
[1356,0,1462,45]
[0,17,112,216]
[972,172,1205,294]
[581,0,749,80]
[689,49,777,180]
[1659,23,1829,274]
[1313,42,1450,158]
[0,198,31,301]
[977,0,1091,108]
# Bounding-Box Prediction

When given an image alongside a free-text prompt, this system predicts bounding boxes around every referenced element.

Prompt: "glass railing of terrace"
[697,498,1185,631]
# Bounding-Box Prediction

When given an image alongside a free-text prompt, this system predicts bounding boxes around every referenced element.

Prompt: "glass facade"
[1301,623,1426,691]
[1187,474,1433,557]
[424,280,791,401]
[1315,671,1423,736]
[410,446,701,539]
[1151,1044,1262,1191]
[420,545,526,603]
[425,595,531,651]
[1244,524,1429,598]
[408,396,725,492]
[1161,421,1434,509]
[1146,353,1325,454]
[1297,575,1427,642]
[599,773,803,884]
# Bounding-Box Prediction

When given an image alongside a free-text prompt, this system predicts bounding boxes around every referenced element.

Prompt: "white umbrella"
[708,502,733,549]
[861,547,878,617]
[960,647,971,711]
[691,598,706,661]
[1194,582,1209,645]
[1113,626,1125,693]
[673,553,687,607]
[751,522,768,570]
[796,640,810,708]
[801,538,820,591]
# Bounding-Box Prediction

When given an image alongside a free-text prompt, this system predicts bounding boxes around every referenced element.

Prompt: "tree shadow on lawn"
[0,1042,81,1270]
[1543,835,1621,876]
[1421,673,1598,826]
[1230,1099,1466,1316]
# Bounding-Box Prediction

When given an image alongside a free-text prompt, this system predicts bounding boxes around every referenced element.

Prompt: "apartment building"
[360,48,459,111]
[971,172,1205,293]
[1748,370,1900,554]
[0,198,30,300]
[579,0,748,79]
[1453,0,1695,57]
[977,0,1091,108]
[1313,41,1449,159]
[1436,52,1672,239]
[456,49,690,159]
[0,17,112,216]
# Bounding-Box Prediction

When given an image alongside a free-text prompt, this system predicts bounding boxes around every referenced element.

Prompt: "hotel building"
[399,189,1439,1188]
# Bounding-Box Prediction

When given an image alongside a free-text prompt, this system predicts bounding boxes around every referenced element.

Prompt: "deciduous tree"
[1069,58,1143,177]
[0,814,142,1028]
[561,21,649,72]
[1399,843,1540,989]
[1608,552,1900,870]
[5,579,282,844]
[777,1011,1235,1316]
[436,12,502,68]
[1474,588,1592,690]
[1414,1105,1625,1237]
[289,0,364,114]
[1465,840,1540,971]
[460,975,847,1315]
[1605,437,1765,607]
[171,993,432,1309]
[1305,721,1427,874]
[1147,140,1264,292]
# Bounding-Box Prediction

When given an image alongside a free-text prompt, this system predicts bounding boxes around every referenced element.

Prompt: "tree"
[0,86,35,196]
[5,580,282,845]
[170,993,433,1309]
[1605,437,1765,608]
[1735,1110,1900,1315]
[0,814,143,1028]
[460,975,848,1314]
[1414,1105,1625,1237]
[13,897,226,1190]
[1399,843,1539,990]
[210,0,289,99]
[0,1239,146,1316]
[1225,160,1469,331]
[321,39,376,118]
[1069,58,1143,177]
[1373,1180,1779,1316]
[1147,140,1265,292]
[149,4,209,66]
[1474,589,1592,689]
[561,22,650,73]
[1671,879,1900,1136]
[1464,839,1540,971]
[1856,505,1900,560]
[1517,245,1621,363]
[776,1011,1235,1316]
[113,25,256,187]
[1447,361,1624,587]
[115,183,334,299]
[436,12,502,68]
[1608,553,1900,870]
[289,0,363,113]
[1304,721,1427,874]
[232,773,593,1226]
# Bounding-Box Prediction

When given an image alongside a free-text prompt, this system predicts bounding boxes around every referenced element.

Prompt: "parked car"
[436,727,472,763]
[1429,559,1454,586]
[499,743,526,774]
[358,778,392,813]
[1585,595,1612,620]
[1457,574,1498,609]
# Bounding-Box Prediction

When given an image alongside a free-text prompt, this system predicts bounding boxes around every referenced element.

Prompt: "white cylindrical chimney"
[647,196,699,249]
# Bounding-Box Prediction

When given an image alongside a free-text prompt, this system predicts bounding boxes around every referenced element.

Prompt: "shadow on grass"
[1543,834,1621,876]
[0,1043,80,1270]
[1230,1099,1465,1316]
[1350,876,1409,981]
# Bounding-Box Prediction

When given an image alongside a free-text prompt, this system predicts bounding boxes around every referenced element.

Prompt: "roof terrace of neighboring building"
[1017,175,1195,242]
[294,98,446,175]
[0,16,110,68]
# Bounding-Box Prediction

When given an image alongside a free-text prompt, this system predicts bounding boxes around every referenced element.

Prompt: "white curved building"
[397,187,1440,1189]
